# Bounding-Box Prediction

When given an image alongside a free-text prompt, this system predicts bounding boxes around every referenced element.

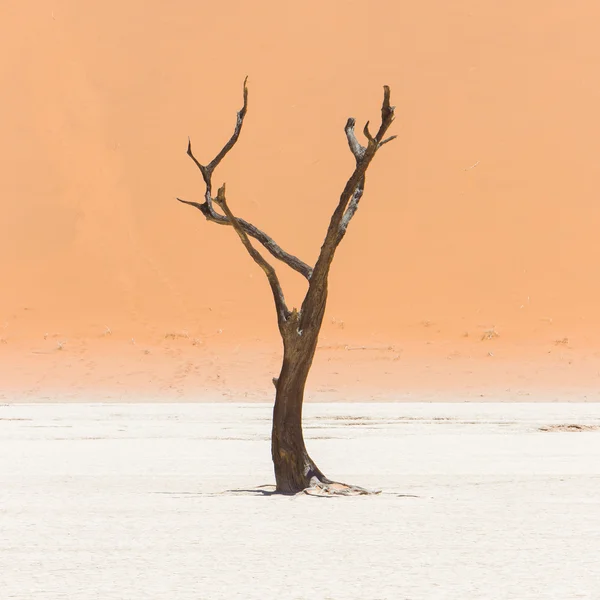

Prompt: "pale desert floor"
[2,402,600,599]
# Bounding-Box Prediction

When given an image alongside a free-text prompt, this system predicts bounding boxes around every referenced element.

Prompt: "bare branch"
[213,184,290,328]
[176,197,204,212]
[379,134,397,147]
[176,197,313,279]
[180,78,313,280]
[363,121,375,144]
[376,85,395,142]
[208,77,249,173]
[345,118,365,163]
[185,77,249,184]
[186,138,210,187]
[338,177,365,242]
[336,89,396,241]
[300,85,397,331]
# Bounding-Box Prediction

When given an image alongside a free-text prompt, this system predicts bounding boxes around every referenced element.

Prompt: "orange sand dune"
[2,0,600,400]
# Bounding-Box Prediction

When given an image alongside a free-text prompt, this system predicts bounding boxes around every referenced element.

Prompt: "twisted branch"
[177,78,312,280]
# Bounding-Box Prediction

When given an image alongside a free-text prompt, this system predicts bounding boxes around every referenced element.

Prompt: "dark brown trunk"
[271,328,328,493]
[270,330,376,497]
[271,280,375,495]
[179,82,395,495]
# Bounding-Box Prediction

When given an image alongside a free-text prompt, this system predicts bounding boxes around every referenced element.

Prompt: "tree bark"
[271,289,372,495]
[271,314,325,493]
[178,80,395,496]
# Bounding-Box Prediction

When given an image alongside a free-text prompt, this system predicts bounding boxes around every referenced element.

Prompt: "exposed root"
[303,477,381,497]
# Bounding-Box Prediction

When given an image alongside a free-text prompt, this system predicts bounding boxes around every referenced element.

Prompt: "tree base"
[302,477,381,497]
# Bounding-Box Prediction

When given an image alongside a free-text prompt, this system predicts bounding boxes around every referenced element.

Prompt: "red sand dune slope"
[2,1,600,399]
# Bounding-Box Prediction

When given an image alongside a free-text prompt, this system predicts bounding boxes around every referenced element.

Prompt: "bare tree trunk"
[271,318,324,493]
[271,333,373,495]
[177,79,396,495]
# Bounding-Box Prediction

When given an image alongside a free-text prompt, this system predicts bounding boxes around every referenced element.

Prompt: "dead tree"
[178,80,396,495]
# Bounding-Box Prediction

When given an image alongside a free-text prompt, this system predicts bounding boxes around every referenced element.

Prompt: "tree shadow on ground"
[223,485,279,496]
[223,486,421,498]
[154,485,421,498]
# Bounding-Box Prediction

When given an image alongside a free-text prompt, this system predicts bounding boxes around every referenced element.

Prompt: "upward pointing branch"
[177,78,313,280]
[207,81,249,174]
[179,82,396,337]
[300,86,396,331]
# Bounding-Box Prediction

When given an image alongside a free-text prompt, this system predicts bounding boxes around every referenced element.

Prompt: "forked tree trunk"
[178,80,396,495]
